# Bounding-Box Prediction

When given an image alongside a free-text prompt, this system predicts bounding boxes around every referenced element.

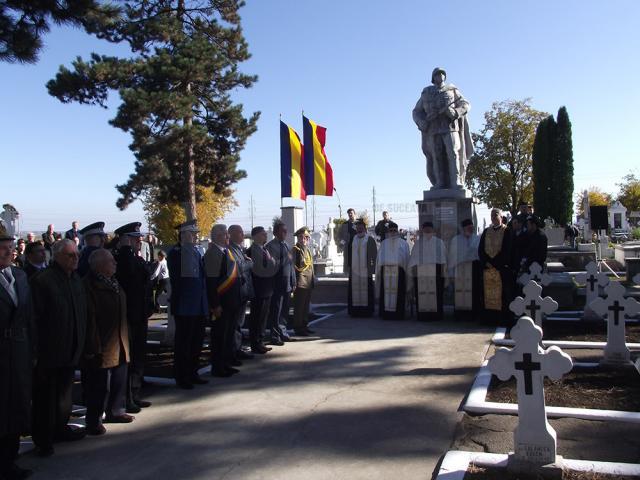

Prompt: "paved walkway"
[22,312,492,480]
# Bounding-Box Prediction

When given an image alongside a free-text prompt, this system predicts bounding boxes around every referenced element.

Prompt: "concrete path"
[22,312,491,480]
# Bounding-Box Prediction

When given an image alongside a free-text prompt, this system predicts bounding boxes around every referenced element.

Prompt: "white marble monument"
[509,281,558,328]
[576,261,609,319]
[589,282,640,365]
[489,317,573,467]
[518,262,552,287]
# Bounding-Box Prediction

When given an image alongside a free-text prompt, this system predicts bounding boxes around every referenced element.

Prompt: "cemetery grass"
[486,367,640,412]
[464,465,638,479]
[505,322,640,343]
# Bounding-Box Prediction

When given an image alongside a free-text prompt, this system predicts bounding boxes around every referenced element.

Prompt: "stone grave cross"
[509,280,558,327]
[489,317,573,466]
[575,261,609,308]
[518,262,552,287]
[589,281,640,365]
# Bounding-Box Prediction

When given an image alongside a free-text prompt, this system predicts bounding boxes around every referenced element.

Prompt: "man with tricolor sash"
[347,219,377,317]
[204,224,242,378]
[408,222,447,321]
[375,222,410,319]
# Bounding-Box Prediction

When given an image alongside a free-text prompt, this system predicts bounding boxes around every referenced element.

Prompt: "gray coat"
[265,239,296,293]
[0,267,35,435]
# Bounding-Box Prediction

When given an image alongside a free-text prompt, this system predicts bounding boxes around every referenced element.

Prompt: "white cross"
[575,261,609,308]
[589,282,640,365]
[489,317,573,466]
[509,280,558,328]
[518,262,552,287]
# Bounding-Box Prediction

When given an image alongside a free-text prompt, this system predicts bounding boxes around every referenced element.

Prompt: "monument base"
[416,190,478,242]
[507,454,564,479]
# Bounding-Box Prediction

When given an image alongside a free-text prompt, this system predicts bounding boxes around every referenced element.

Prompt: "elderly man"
[376,222,410,319]
[228,225,254,363]
[265,222,296,345]
[167,220,208,389]
[31,239,87,456]
[77,221,107,277]
[448,219,481,320]
[409,221,447,321]
[0,235,35,478]
[247,226,275,354]
[113,222,152,412]
[478,208,512,324]
[41,224,57,257]
[204,224,242,377]
[348,219,377,317]
[83,249,132,435]
[65,221,80,245]
[292,227,315,336]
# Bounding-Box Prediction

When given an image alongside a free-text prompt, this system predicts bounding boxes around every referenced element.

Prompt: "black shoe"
[270,338,284,346]
[86,424,107,436]
[306,328,316,334]
[126,403,142,414]
[55,426,86,442]
[35,445,54,457]
[191,376,209,385]
[229,359,243,367]
[3,464,33,480]
[176,380,195,390]
[211,368,233,378]
[294,330,310,337]
[134,399,152,408]
[237,350,254,360]
[251,345,271,354]
[104,414,135,424]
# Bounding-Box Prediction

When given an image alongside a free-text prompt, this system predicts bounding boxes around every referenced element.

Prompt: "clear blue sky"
[2,0,639,233]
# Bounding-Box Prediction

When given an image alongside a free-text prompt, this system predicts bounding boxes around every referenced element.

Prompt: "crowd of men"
[0,218,318,479]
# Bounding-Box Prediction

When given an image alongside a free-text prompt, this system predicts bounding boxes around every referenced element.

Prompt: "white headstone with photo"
[489,317,573,466]
[518,262,552,287]
[509,281,558,328]
[589,282,640,365]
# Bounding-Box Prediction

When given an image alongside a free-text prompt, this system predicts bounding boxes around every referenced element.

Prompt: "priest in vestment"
[409,222,447,321]
[375,222,410,319]
[448,218,481,320]
[348,219,377,317]
[478,208,512,324]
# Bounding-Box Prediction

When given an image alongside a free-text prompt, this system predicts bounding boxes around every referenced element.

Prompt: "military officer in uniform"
[292,227,315,336]
[77,221,107,277]
[112,222,152,412]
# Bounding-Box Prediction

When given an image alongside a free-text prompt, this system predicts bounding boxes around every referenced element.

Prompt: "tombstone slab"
[509,280,558,328]
[576,261,609,319]
[519,262,552,287]
[489,317,573,467]
[589,282,640,365]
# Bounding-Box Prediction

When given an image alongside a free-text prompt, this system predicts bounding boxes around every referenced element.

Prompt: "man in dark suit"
[265,222,296,345]
[0,235,35,478]
[204,224,242,377]
[112,222,152,412]
[22,241,47,279]
[167,220,209,389]
[30,239,87,456]
[41,224,57,257]
[339,208,357,273]
[228,225,254,363]
[64,221,80,244]
[247,226,275,354]
[523,215,548,271]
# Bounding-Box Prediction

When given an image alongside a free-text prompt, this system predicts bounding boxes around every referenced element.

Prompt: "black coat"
[248,243,277,299]
[204,246,242,311]
[524,229,548,270]
[114,246,152,325]
[0,267,35,435]
[30,262,87,368]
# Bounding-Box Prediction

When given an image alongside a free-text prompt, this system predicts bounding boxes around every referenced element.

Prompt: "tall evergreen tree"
[532,116,551,219]
[555,106,574,224]
[47,0,259,220]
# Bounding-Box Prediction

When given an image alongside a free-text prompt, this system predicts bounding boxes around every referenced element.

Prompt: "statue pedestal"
[416,189,478,247]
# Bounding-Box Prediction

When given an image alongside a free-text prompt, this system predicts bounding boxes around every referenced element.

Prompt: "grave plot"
[438,317,640,479]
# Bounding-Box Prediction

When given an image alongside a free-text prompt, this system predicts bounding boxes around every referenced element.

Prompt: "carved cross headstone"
[489,317,573,466]
[576,262,609,319]
[509,281,558,328]
[518,262,552,287]
[589,282,640,364]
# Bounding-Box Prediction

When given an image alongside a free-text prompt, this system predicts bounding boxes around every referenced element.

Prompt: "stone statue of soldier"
[412,67,474,190]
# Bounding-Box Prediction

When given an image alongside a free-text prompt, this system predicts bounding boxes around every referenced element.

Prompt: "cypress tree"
[532,117,549,219]
[555,106,574,225]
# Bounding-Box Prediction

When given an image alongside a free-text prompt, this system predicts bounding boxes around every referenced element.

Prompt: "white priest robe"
[409,235,447,320]
[375,236,410,319]
[348,233,377,317]
[448,233,481,317]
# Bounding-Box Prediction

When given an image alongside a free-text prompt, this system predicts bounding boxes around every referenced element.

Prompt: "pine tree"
[555,106,574,225]
[46,0,259,220]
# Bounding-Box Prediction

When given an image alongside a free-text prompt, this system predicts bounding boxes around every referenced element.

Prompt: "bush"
[631,227,640,240]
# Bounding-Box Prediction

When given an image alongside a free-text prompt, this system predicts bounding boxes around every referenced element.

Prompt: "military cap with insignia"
[295,226,311,237]
[114,222,143,237]
[175,219,199,233]
[79,221,106,237]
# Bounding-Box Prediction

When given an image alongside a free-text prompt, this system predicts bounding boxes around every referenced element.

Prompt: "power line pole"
[372,186,377,225]
[248,195,255,229]
[312,196,316,231]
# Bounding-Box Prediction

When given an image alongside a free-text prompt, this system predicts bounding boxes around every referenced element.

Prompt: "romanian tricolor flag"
[280,121,306,200]
[303,115,333,196]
